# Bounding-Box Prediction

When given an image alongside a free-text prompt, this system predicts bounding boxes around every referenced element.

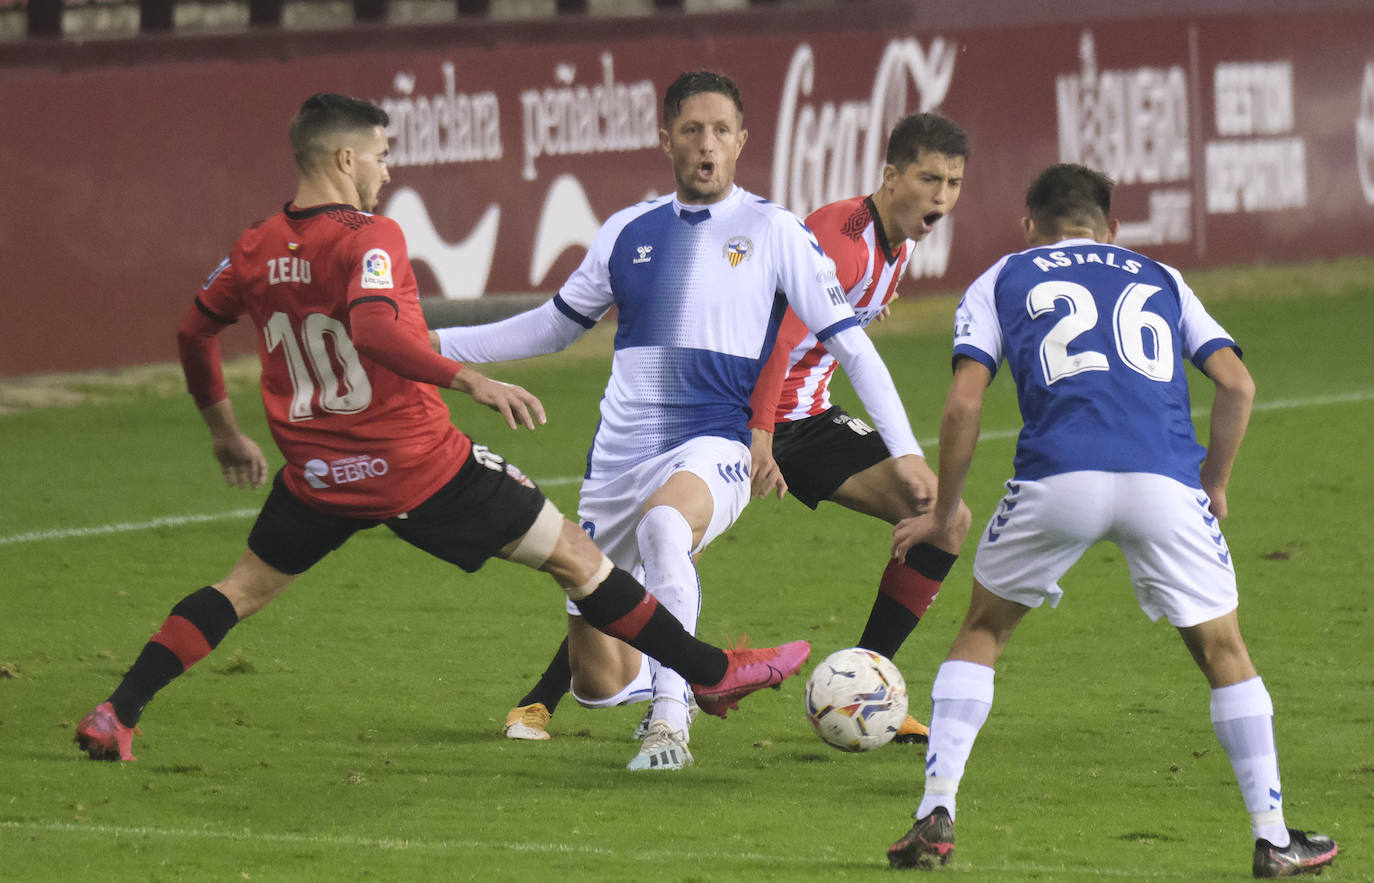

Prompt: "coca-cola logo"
[770,39,958,218]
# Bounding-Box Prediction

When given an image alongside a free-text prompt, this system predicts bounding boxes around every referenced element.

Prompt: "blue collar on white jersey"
[672,185,745,223]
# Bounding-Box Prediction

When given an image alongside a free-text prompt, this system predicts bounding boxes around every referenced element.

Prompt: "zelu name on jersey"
[267,256,313,285]
[1031,250,1142,275]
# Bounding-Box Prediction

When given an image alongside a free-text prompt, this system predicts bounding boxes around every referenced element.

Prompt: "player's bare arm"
[890,453,937,517]
[746,310,804,503]
[893,357,987,560]
[198,399,269,490]
[1197,347,1255,520]
[749,427,787,499]
[345,299,547,431]
[450,365,548,431]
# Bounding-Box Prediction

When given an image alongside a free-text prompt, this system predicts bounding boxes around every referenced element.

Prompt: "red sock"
[857,544,957,660]
[108,586,237,726]
[877,558,944,620]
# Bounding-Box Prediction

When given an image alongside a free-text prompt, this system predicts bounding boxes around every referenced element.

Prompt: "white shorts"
[971,471,1238,628]
[563,435,752,614]
[571,653,654,709]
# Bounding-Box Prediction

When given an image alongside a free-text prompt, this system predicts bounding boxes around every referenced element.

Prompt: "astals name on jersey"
[954,238,1238,486]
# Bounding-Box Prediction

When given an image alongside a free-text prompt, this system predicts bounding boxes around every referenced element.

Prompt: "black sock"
[857,593,918,660]
[108,586,238,727]
[904,543,958,582]
[517,636,571,714]
[857,544,959,660]
[573,567,728,686]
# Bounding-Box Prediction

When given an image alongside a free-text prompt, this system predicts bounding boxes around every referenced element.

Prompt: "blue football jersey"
[953,238,1239,486]
[435,184,919,479]
[557,186,861,476]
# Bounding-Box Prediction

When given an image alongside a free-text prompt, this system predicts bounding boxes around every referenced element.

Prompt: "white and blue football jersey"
[555,186,861,476]
[953,238,1239,486]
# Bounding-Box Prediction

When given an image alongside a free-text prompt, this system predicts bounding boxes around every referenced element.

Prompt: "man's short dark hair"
[1025,163,1114,236]
[289,93,390,172]
[885,112,970,169]
[662,71,743,126]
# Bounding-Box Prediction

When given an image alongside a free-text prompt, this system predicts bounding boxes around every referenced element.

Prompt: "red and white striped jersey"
[749,196,911,427]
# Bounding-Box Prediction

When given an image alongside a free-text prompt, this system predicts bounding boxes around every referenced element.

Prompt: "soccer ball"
[804,647,909,752]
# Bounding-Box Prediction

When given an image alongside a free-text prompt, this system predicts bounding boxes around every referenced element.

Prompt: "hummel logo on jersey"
[634,245,653,264]
[717,460,749,483]
[988,483,1022,543]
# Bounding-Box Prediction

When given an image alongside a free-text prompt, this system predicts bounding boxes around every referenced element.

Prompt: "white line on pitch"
[1,388,1368,548]
[0,509,263,546]
[0,820,1192,875]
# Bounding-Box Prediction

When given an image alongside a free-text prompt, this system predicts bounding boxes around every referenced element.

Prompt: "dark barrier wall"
[3,0,1372,375]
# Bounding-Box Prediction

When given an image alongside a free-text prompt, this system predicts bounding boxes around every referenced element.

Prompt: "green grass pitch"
[1,259,1371,881]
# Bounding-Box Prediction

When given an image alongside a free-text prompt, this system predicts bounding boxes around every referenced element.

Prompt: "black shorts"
[770,405,891,509]
[247,447,546,575]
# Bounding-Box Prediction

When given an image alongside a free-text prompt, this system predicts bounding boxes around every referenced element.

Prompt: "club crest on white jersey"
[723,236,753,267]
[553,186,857,476]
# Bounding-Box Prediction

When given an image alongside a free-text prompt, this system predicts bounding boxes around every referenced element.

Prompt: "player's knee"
[213,580,277,621]
[1180,615,1255,685]
[921,500,973,554]
[540,519,612,594]
[635,504,695,552]
[570,669,630,704]
[214,551,293,620]
[505,499,563,570]
[962,584,1026,644]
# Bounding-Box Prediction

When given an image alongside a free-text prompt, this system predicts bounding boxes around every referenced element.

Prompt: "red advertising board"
[2,1,1372,375]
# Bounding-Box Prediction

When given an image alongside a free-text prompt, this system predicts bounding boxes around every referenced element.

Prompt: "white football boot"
[627,720,693,771]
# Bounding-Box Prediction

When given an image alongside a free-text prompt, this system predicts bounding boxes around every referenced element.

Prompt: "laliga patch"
[361,248,394,289]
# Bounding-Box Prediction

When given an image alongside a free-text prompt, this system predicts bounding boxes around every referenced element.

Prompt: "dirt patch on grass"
[0,356,261,416]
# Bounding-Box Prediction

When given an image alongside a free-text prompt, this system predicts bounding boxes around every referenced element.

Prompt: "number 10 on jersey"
[265,311,374,420]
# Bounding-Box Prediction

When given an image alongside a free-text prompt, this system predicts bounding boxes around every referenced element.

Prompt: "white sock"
[650,693,692,736]
[1211,677,1289,847]
[915,660,995,822]
[637,506,701,739]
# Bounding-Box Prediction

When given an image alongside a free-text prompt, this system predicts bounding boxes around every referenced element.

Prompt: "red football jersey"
[184,203,470,519]
[749,196,912,427]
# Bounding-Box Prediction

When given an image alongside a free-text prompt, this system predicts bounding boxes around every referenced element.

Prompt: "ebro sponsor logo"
[303,456,389,489]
